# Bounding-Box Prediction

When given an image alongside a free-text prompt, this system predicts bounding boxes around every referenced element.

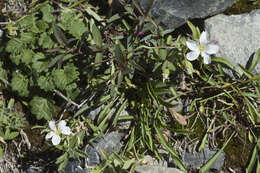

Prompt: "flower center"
[199,45,205,52]
[55,130,61,135]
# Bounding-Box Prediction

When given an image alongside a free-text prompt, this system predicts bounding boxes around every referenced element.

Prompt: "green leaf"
[18,14,36,28]
[39,32,55,49]
[198,132,208,152]
[52,63,79,91]
[0,62,7,82]
[37,75,55,91]
[113,99,128,127]
[58,159,68,171]
[4,131,19,140]
[246,141,258,173]
[69,20,87,39]
[122,159,134,169]
[0,146,3,158]
[154,125,186,172]
[126,127,135,152]
[22,49,34,65]
[107,14,121,23]
[40,3,55,23]
[91,22,102,47]
[52,23,68,47]
[11,73,29,97]
[20,32,35,44]
[85,7,103,22]
[6,38,24,54]
[30,96,54,120]
[212,57,239,74]
[199,132,235,173]
[187,20,200,40]
[32,52,48,73]
[248,48,260,72]
[238,64,253,79]
[56,152,68,164]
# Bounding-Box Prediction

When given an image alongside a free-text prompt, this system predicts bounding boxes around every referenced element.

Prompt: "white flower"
[0,29,3,37]
[45,120,72,145]
[186,31,219,64]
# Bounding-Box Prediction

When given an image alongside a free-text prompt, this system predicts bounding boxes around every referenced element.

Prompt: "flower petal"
[60,127,72,135]
[45,131,55,140]
[49,120,56,131]
[58,120,67,130]
[200,31,209,45]
[205,44,219,55]
[52,134,61,145]
[186,40,199,51]
[202,52,211,64]
[186,51,200,61]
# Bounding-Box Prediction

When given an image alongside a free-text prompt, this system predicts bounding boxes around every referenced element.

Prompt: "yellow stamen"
[55,130,61,135]
[199,45,205,52]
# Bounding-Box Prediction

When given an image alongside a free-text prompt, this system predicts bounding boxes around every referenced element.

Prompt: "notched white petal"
[205,44,219,55]
[45,132,55,139]
[202,52,211,64]
[200,31,209,45]
[49,120,56,131]
[186,40,199,51]
[61,127,72,135]
[186,51,200,61]
[52,134,61,145]
[58,120,66,130]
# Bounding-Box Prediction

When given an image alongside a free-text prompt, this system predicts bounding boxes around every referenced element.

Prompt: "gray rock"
[25,168,39,173]
[65,132,124,173]
[87,106,103,120]
[135,166,184,173]
[139,0,236,29]
[205,9,260,76]
[84,131,124,166]
[65,159,86,173]
[182,147,225,170]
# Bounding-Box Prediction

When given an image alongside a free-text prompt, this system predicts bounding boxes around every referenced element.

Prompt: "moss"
[224,138,254,169]
[224,0,260,15]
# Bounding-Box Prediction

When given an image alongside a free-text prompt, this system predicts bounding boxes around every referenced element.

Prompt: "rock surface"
[205,9,260,75]
[139,0,237,29]
[182,147,225,170]
[135,166,184,173]
[65,131,124,173]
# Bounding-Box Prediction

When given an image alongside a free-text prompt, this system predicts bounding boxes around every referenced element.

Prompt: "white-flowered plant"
[45,120,72,145]
[186,31,219,64]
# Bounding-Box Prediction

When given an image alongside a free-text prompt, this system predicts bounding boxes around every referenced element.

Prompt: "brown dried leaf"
[0,136,6,145]
[169,107,187,125]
